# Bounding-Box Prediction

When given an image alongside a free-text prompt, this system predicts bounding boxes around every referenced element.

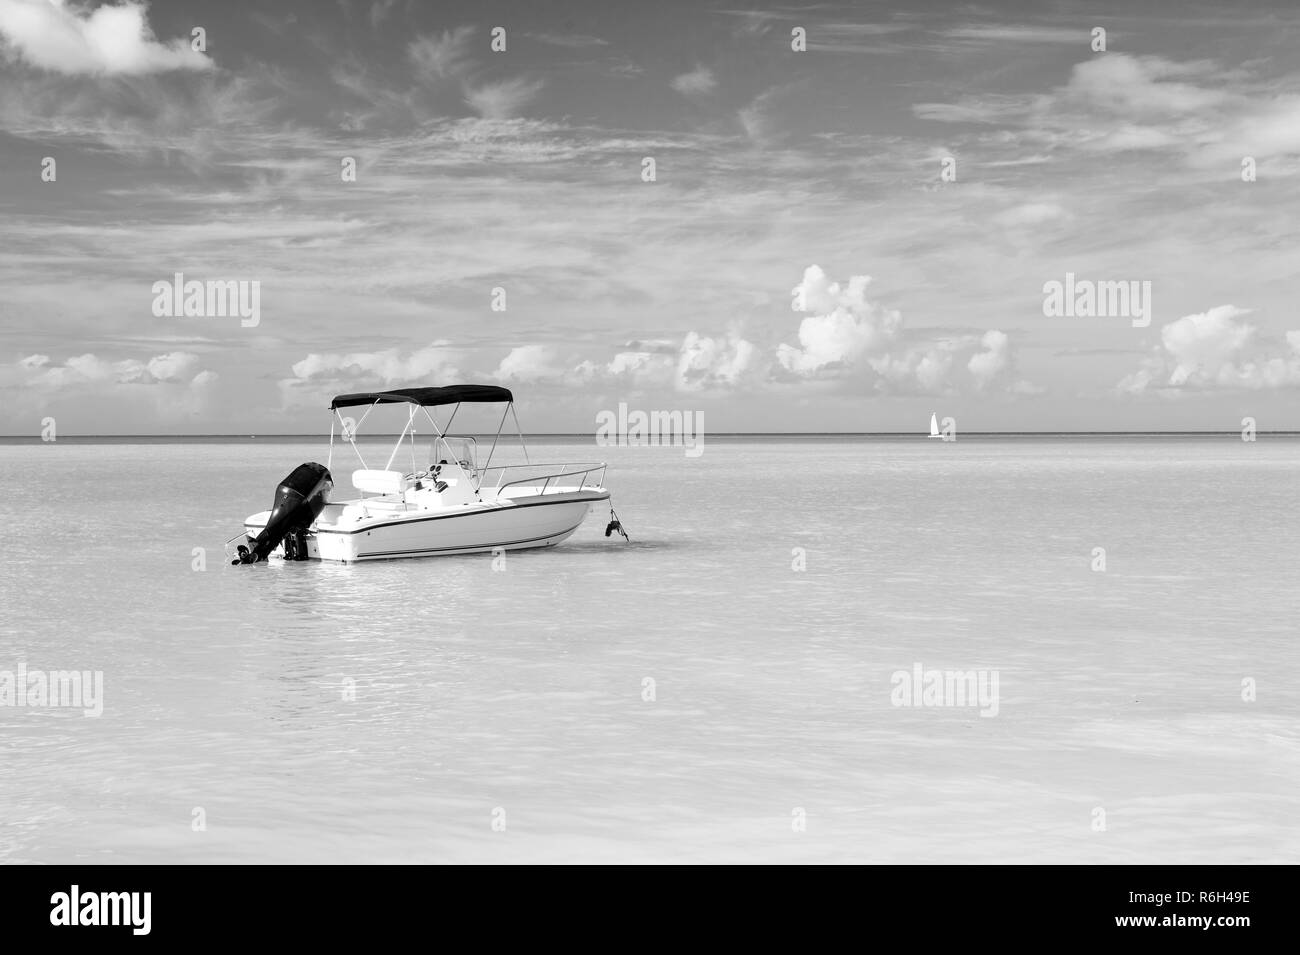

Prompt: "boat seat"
[351,469,412,495]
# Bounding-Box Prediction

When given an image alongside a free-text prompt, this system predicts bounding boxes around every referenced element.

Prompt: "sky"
[1,0,1298,434]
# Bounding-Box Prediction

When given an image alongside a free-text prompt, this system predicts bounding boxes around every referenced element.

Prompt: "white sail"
[929,413,940,437]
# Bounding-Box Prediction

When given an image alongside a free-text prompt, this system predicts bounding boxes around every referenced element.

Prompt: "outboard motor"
[233,462,332,564]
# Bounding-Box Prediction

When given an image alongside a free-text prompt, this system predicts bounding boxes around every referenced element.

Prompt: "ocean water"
[1,435,1297,864]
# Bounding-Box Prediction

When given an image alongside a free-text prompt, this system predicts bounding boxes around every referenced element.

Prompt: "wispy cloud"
[464,76,544,119]
[408,25,475,83]
[368,0,399,31]
[527,32,608,48]
[941,25,1091,45]
[672,65,716,96]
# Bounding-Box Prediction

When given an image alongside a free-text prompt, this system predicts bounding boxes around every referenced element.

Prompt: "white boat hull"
[243,489,608,562]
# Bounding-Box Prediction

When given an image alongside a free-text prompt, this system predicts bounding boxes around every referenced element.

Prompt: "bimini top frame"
[325,383,529,482]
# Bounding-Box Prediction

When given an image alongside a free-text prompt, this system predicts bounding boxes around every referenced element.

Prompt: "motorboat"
[228,384,626,563]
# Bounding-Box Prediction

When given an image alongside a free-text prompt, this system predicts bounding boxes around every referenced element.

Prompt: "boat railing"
[485,462,607,496]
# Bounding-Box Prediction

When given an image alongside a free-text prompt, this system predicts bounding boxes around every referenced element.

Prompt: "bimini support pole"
[509,401,531,465]
[384,404,416,471]
[336,401,380,471]
[482,402,511,474]
[419,405,447,442]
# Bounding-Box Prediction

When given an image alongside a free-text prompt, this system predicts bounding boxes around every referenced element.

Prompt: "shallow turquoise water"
[1,436,1297,862]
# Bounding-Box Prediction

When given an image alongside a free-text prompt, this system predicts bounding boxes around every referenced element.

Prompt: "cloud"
[586,348,670,383]
[283,342,466,403]
[493,344,565,382]
[368,0,399,31]
[676,330,755,391]
[527,32,608,48]
[146,351,201,382]
[1119,306,1300,392]
[801,20,914,54]
[283,333,755,401]
[913,95,1039,124]
[738,82,805,143]
[717,9,790,39]
[992,202,1068,228]
[9,350,210,388]
[1161,306,1257,385]
[605,56,644,78]
[408,25,474,83]
[777,266,1024,395]
[573,330,756,395]
[778,266,902,374]
[913,53,1299,167]
[1196,93,1300,167]
[0,0,212,75]
[967,330,1010,389]
[941,25,1087,45]
[671,66,716,96]
[1,350,218,430]
[915,56,1225,130]
[464,76,544,119]
[1065,55,1225,118]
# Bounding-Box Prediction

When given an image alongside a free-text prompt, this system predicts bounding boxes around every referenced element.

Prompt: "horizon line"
[3,430,1297,439]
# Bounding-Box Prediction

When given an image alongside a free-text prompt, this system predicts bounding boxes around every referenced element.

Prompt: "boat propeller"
[604,505,630,542]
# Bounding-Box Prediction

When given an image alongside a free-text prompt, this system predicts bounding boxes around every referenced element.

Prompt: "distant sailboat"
[928,413,942,439]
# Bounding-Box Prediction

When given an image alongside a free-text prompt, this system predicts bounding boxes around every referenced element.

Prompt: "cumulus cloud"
[583,347,671,384]
[778,266,902,374]
[146,350,200,382]
[493,344,565,382]
[671,66,716,95]
[9,350,211,388]
[0,350,218,430]
[967,330,1010,389]
[779,309,881,373]
[0,0,212,75]
[676,330,755,391]
[579,330,757,394]
[275,266,1028,408]
[1162,306,1256,385]
[1119,305,1300,392]
[285,342,464,394]
[778,265,1024,395]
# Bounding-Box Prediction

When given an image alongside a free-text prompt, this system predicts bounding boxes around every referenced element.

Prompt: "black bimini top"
[329,384,514,410]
